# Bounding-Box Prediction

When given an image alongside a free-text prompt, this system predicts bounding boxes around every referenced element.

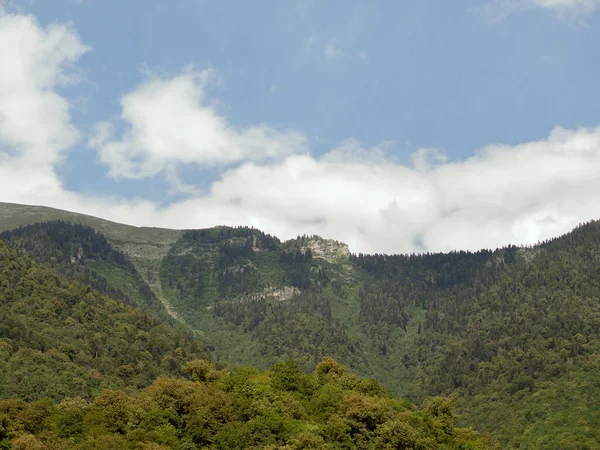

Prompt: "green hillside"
[0,221,170,322]
[2,202,600,447]
[0,202,181,244]
[352,227,600,447]
[0,230,495,449]
[0,240,209,402]
[0,202,183,320]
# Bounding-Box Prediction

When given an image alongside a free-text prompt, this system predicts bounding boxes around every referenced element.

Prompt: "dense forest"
[2,214,600,447]
[0,223,169,321]
[0,357,497,449]
[0,239,208,401]
[0,235,495,449]
[155,221,600,448]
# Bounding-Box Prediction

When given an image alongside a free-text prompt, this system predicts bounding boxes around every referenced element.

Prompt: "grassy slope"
[0,202,181,244]
[0,202,184,320]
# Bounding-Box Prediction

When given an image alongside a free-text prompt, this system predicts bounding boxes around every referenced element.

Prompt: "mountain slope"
[0,239,209,402]
[0,202,181,244]
[0,221,171,322]
[0,202,183,319]
[0,226,497,449]
[353,224,600,446]
[2,202,600,447]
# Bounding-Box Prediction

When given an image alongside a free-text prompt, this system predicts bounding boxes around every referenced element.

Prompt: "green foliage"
[353,223,600,447]
[155,221,600,447]
[4,211,600,447]
[159,227,359,373]
[0,239,209,401]
[0,358,496,449]
[0,202,182,245]
[0,222,168,320]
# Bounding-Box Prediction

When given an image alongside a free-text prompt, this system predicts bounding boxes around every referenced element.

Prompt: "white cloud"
[93,70,307,179]
[152,126,600,254]
[4,9,600,256]
[410,148,447,172]
[0,8,89,210]
[358,50,369,62]
[0,10,88,165]
[26,125,600,256]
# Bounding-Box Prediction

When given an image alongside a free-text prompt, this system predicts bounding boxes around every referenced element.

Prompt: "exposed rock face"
[207,286,301,310]
[230,285,301,304]
[269,286,300,301]
[70,246,83,264]
[303,237,350,260]
[517,247,541,264]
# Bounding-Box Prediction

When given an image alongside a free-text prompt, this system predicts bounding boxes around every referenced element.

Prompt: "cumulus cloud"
[0,8,152,223]
[29,125,600,255]
[0,10,88,165]
[93,70,307,179]
[4,8,600,256]
[148,126,600,254]
[0,8,89,208]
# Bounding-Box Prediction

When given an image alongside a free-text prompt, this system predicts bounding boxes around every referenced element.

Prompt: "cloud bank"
[2,8,600,255]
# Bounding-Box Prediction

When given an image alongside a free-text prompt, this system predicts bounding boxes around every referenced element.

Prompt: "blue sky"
[2,0,600,253]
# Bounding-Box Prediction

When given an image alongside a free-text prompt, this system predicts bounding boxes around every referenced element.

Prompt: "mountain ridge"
[3,201,593,258]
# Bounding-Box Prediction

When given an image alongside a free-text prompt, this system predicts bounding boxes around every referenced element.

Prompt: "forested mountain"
[1,202,600,447]
[353,233,600,447]
[0,222,169,322]
[0,224,494,449]
[0,240,209,402]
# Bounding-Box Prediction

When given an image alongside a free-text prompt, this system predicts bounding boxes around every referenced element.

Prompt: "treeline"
[161,228,356,373]
[181,226,280,251]
[14,219,600,446]
[0,229,497,449]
